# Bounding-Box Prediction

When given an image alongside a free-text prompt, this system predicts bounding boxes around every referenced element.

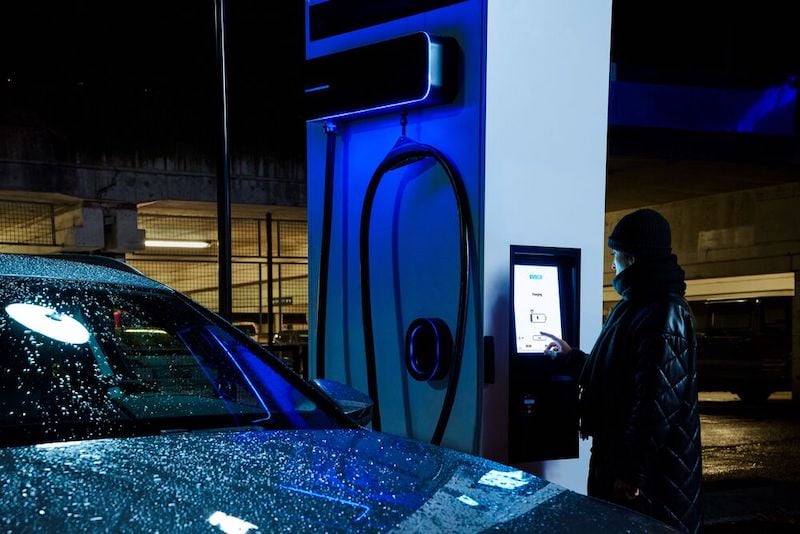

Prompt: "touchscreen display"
[513,264,562,353]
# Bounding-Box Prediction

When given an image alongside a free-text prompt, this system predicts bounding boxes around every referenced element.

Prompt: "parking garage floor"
[701,392,800,532]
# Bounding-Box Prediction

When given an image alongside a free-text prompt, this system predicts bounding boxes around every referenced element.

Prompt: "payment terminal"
[509,245,580,462]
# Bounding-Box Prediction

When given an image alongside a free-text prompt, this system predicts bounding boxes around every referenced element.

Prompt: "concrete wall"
[1,82,307,207]
[605,182,800,283]
[605,181,800,399]
[0,120,306,206]
[0,158,306,207]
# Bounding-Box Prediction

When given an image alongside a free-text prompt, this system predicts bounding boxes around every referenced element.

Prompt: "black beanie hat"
[608,208,672,258]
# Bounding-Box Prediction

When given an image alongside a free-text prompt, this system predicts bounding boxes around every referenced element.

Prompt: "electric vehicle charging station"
[305,0,612,493]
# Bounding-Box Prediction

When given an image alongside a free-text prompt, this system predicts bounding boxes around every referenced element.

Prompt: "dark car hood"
[0,429,670,532]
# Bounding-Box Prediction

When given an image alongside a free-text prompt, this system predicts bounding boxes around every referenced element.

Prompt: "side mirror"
[312,378,374,427]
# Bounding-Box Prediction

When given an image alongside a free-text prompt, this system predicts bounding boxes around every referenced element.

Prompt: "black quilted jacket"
[565,258,702,533]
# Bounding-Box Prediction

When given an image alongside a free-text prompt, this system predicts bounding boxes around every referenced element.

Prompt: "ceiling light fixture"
[144,239,212,249]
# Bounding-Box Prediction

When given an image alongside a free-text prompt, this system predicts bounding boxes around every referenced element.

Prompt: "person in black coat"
[542,208,703,533]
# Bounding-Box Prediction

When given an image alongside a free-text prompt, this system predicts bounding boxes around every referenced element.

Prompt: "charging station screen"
[513,264,562,353]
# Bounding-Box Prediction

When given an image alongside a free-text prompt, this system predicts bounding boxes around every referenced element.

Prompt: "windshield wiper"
[100,376,161,394]
[116,378,161,393]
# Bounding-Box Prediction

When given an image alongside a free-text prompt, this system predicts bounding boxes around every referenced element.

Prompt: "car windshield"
[0,276,345,447]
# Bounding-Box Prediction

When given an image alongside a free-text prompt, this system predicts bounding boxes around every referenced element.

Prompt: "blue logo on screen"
[529,274,543,280]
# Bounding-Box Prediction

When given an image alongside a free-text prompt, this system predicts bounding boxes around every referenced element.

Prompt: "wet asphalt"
[700,392,800,532]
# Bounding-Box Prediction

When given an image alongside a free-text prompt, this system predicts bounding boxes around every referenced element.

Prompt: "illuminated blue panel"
[609,79,797,135]
[305,0,485,454]
[308,0,466,41]
[304,32,456,122]
[736,78,798,133]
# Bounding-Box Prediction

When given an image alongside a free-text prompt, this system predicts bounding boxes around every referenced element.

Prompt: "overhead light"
[145,239,212,249]
[119,328,169,335]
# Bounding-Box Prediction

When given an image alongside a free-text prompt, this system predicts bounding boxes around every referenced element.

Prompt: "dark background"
[2,0,797,167]
[1,1,305,164]
[612,0,797,88]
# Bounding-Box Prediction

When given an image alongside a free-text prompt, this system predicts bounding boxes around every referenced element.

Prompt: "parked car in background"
[232,321,259,341]
[272,329,309,345]
[691,296,792,402]
[271,328,309,378]
[0,254,672,532]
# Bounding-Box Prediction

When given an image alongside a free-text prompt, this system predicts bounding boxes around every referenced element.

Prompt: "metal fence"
[0,200,55,245]
[275,219,308,259]
[127,214,308,346]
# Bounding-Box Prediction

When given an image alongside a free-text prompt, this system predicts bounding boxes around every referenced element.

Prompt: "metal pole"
[257,219,263,343]
[213,0,232,321]
[266,212,275,343]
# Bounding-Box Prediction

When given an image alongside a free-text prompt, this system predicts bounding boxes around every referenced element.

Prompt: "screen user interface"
[513,264,562,353]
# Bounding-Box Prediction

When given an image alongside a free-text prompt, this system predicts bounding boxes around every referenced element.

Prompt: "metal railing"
[0,200,55,246]
[128,214,308,348]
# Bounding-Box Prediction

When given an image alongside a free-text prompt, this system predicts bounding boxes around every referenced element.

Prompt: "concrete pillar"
[54,205,104,251]
[104,207,145,253]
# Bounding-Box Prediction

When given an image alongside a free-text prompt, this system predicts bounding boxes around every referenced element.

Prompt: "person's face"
[611,249,634,275]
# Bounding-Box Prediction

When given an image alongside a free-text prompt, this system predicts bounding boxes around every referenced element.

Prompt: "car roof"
[0,253,167,291]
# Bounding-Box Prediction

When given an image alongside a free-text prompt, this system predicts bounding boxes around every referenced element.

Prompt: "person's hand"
[613,479,641,501]
[540,331,571,358]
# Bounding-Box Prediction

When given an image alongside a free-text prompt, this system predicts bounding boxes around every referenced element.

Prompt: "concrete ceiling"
[605,128,800,211]
[607,157,800,212]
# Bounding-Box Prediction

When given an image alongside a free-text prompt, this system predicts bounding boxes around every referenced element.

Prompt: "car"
[691,297,792,402]
[270,329,310,377]
[272,329,309,346]
[232,321,259,341]
[0,253,672,532]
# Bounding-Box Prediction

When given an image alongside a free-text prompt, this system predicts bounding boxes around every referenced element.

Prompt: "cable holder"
[323,120,337,135]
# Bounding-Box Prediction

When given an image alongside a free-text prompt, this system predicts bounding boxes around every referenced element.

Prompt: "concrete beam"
[795,272,800,403]
[0,159,306,207]
[606,182,800,281]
